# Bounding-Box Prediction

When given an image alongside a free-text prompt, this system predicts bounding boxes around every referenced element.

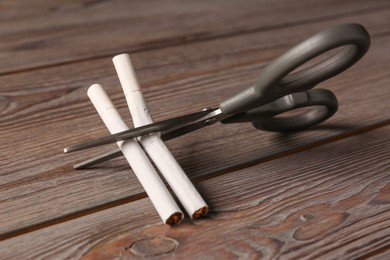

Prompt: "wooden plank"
[1,126,389,259]
[0,0,389,74]
[1,9,389,237]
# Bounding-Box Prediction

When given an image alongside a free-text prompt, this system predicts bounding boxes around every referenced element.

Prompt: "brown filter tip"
[166,212,183,226]
[192,206,208,219]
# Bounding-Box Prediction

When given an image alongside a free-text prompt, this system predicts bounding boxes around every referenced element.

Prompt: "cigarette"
[87,84,183,225]
[112,54,208,218]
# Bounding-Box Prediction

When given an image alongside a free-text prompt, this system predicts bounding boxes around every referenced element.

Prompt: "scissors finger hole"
[265,24,370,96]
[277,45,357,91]
[280,46,346,84]
[273,106,322,119]
[251,89,338,132]
[253,105,330,132]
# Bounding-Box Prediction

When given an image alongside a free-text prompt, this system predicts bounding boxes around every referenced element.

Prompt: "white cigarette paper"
[113,54,208,218]
[87,84,183,225]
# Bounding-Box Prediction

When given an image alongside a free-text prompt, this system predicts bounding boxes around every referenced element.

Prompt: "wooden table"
[1,0,389,259]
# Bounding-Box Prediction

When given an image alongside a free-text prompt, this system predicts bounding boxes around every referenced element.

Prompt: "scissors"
[64,23,370,169]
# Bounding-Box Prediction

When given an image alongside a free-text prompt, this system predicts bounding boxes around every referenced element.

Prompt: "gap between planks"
[1,125,389,259]
[0,3,389,77]
[1,118,389,242]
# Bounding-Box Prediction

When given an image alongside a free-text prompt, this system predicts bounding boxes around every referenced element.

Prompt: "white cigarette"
[87,84,183,225]
[113,54,208,218]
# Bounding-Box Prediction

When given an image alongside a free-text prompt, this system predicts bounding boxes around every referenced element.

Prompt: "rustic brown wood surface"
[0,0,389,259]
[1,0,389,74]
[2,126,389,259]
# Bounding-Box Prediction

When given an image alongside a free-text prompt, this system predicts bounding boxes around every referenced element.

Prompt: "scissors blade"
[64,109,218,154]
[161,108,223,141]
[72,108,224,169]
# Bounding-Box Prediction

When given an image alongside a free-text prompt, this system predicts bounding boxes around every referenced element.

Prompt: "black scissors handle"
[222,88,338,132]
[219,23,370,131]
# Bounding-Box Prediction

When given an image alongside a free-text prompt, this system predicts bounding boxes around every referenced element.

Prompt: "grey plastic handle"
[221,88,338,132]
[219,23,370,115]
[252,89,337,132]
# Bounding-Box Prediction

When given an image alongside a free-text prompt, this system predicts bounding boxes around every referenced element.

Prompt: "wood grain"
[0,0,389,74]
[1,8,389,237]
[1,126,388,259]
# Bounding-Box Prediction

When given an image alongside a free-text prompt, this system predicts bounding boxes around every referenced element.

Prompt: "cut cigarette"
[113,54,208,218]
[87,84,183,225]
